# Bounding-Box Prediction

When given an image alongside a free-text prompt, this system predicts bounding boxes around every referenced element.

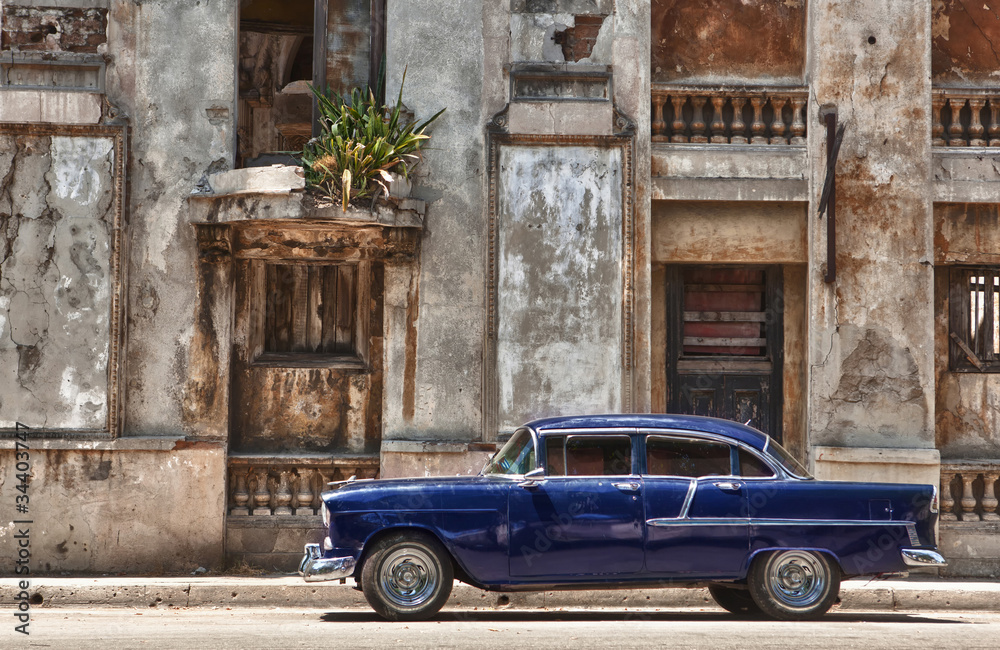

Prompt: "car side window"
[738,448,776,478]
[558,435,632,476]
[645,436,732,477]
[545,436,566,476]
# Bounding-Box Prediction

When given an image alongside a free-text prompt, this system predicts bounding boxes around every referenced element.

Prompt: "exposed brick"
[1,6,108,53]
[553,15,606,62]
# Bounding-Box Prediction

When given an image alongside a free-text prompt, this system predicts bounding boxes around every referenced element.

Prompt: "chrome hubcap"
[765,550,827,610]
[379,546,438,608]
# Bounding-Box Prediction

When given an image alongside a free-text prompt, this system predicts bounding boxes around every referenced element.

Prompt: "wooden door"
[666,266,783,440]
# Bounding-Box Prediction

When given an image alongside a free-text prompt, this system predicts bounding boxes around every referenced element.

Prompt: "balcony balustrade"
[651,84,808,145]
[227,456,379,517]
[940,461,1000,522]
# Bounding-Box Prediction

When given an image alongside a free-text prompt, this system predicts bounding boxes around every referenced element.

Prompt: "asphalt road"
[10,607,1000,649]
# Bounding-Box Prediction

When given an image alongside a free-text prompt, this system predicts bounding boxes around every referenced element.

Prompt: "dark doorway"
[665,265,783,440]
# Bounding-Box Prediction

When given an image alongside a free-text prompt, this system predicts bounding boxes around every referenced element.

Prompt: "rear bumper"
[298,543,356,582]
[901,548,948,567]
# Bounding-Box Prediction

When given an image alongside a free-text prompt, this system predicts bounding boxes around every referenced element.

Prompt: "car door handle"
[713,481,742,492]
[612,481,641,492]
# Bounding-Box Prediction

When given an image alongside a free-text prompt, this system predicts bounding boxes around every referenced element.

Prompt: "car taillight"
[322,502,330,527]
[930,485,939,514]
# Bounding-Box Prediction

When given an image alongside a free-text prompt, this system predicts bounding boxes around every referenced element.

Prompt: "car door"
[642,432,750,578]
[508,432,644,578]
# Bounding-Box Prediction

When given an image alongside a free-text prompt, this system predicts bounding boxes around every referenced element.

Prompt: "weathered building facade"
[1,1,998,576]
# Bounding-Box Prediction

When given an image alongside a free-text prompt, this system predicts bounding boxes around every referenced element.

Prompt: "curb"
[6,577,1000,612]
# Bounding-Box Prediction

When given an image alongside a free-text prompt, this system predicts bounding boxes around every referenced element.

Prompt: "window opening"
[950,266,1000,372]
[261,263,357,358]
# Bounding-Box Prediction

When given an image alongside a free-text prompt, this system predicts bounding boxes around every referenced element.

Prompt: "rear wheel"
[748,550,840,620]
[708,584,762,616]
[360,531,453,621]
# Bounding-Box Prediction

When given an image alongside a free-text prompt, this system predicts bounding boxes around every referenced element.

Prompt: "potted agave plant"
[301,70,444,211]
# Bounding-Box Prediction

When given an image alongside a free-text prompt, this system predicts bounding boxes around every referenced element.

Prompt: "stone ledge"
[0,436,211,452]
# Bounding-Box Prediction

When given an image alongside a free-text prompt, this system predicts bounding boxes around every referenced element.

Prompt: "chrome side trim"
[678,480,697,518]
[647,517,918,528]
[298,543,356,582]
[649,518,748,527]
[901,548,948,567]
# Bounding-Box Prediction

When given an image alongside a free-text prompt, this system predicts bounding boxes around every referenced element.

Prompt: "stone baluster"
[730,97,748,144]
[669,95,688,143]
[989,99,1000,146]
[689,96,708,143]
[295,468,316,516]
[710,96,727,143]
[750,96,767,144]
[652,93,667,141]
[931,96,947,146]
[769,97,788,144]
[273,470,294,515]
[940,471,957,521]
[790,96,806,144]
[960,471,979,521]
[968,98,987,146]
[948,98,967,146]
[983,471,1000,521]
[231,468,250,516]
[252,468,272,516]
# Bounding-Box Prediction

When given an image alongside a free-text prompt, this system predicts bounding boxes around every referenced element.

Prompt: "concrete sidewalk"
[6,576,1000,612]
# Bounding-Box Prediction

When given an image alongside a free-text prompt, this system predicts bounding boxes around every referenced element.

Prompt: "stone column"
[807,1,939,486]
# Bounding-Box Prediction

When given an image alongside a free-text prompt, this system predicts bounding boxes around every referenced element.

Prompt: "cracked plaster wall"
[807,1,936,450]
[0,134,115,430]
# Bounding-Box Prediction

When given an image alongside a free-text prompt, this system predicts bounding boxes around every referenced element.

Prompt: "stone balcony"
[650,84,809,203]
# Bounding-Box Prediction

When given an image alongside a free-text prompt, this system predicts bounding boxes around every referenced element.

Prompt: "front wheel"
[360,531,454,621]
[748,550,840,620]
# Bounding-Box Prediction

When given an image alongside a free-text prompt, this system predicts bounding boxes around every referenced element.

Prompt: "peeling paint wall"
[807,1,936,451]
[0,133,115,430]
[932,0,1000,84]
[652,0,805,83]
[496,145,623,432]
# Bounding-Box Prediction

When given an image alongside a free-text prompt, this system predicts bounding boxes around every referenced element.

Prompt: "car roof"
[524,413,771,451]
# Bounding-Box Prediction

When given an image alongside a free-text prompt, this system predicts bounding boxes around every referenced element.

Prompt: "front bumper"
[298,543,356,582]
[901,548,948,567]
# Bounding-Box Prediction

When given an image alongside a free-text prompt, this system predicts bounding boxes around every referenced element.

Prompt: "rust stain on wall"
[402,270,419,422]
[932,0,1000,84]
[934,203,1000,264]
[652,0,805,82]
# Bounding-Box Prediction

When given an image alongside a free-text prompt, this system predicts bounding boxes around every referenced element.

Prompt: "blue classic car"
[299,414,945,621]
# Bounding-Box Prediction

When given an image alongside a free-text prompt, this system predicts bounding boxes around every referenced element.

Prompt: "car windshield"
[483,428,536,475]
[765,437,813,479]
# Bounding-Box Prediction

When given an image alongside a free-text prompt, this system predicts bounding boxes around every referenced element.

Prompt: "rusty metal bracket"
[818,111,845,284]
